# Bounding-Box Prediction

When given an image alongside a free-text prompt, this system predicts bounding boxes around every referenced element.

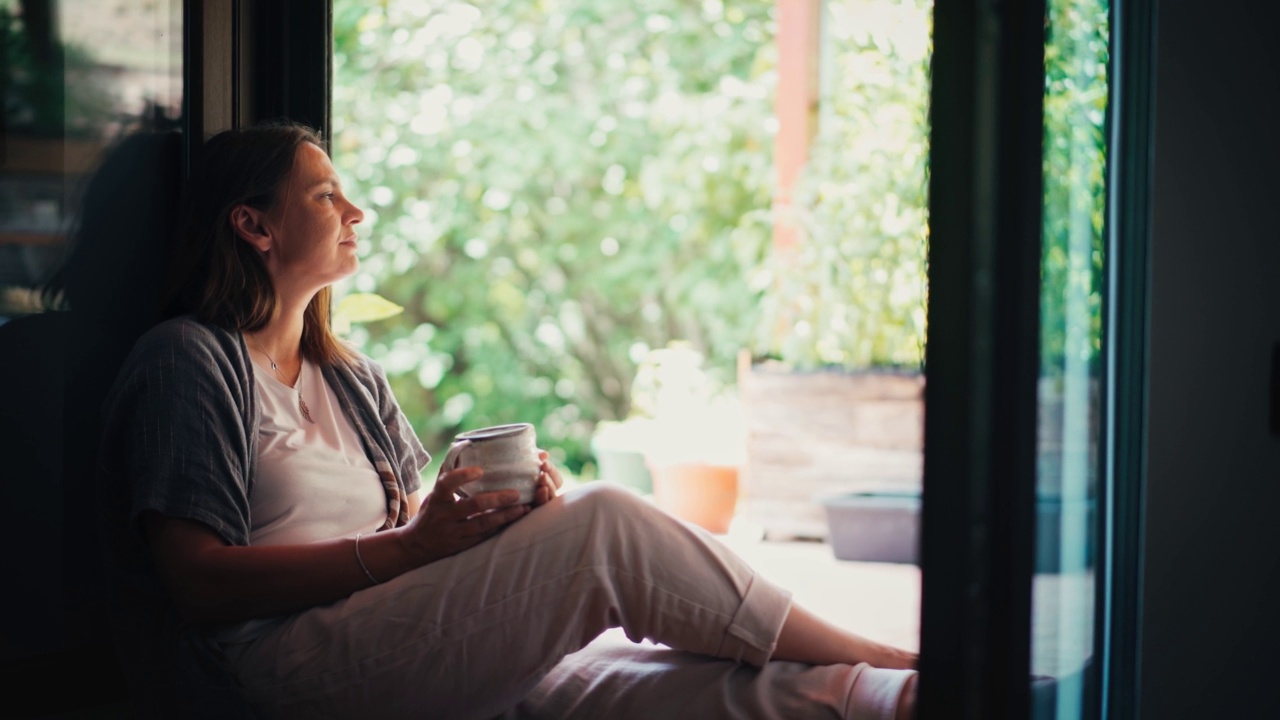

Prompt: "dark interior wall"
[1141,1,1280,716]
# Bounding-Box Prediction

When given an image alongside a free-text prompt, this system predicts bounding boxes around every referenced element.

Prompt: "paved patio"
[718,525,1094,678]
[717,525,922,654]
[586,485,1090,678]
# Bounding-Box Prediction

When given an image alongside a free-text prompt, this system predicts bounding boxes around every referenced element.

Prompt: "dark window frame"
[184,0,332,155]
[1098,0,1157,717]
[918,1,1046,716]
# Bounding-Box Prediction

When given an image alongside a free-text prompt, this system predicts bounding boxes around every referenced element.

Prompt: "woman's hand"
[400,466,529,565]
[532,450,564,507]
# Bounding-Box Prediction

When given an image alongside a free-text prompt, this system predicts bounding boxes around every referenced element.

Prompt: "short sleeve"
[100,321,254,547]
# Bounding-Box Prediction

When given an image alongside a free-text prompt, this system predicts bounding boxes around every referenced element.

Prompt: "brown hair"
[164,121,356,366]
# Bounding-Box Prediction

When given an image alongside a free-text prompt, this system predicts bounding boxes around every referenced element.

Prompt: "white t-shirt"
[212,356,388,644]
[248,356,388,546]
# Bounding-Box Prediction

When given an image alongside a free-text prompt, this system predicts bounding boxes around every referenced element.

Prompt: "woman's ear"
[230,204,272,253]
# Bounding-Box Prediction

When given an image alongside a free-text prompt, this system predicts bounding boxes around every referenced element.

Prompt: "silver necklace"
[248,339,315,423]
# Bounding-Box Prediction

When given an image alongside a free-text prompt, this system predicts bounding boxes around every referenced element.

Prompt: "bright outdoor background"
[329,0,1104,483]
[330,0,934,475]
[328,0,1109,704]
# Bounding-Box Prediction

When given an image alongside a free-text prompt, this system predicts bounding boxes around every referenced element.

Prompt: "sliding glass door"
[919,0,1151,717]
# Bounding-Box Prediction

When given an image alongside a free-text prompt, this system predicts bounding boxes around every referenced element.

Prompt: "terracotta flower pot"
[648,461,740,534]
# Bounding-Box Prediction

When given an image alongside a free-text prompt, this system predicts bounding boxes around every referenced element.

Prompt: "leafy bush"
[332,0,776,472]
[330,0,1107,473]
[753,0,931,370]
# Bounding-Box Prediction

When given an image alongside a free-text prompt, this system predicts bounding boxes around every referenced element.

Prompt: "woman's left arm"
[406,488,423,517]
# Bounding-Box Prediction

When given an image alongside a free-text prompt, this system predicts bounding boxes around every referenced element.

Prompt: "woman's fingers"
[461,504,528,536]
[418,456,553,553]
[455,489,522,517]
[405,477,530,563]
[431,466,484,503]
[536,450,564,490]
[533,449,564,496]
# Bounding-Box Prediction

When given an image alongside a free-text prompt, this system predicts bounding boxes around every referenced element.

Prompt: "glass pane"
[0,0,183,322]
[1032,0,1110,716]
[0,0,183,664]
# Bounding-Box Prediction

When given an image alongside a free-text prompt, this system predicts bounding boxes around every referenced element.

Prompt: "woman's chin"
[337,256,360,278]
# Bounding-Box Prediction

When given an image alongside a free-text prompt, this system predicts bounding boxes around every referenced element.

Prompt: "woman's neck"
[244,298,309,366]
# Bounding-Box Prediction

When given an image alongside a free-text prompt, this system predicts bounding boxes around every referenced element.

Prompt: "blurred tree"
[755,0,932,370]
[332,0,776,472]
[330,0,1104,473]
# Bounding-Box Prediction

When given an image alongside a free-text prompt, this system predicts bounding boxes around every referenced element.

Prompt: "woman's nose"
[345,198,365,225]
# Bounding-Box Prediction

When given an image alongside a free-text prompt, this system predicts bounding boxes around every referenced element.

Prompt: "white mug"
[440,423,540,504]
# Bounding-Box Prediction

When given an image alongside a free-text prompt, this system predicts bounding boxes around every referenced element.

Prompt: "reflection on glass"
[0,0,184,669]
[1033,0,1109,717]
[0,0,182,322]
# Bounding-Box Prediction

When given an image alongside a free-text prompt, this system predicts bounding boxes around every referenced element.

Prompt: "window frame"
[1097,0,1156,717]
[184,0,331,151]
[917,1,1046,716]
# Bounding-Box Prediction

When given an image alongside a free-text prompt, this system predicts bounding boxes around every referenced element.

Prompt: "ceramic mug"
[440,423,540,504]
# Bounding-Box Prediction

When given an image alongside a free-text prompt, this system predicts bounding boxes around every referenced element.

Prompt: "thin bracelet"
[354,533,382,585]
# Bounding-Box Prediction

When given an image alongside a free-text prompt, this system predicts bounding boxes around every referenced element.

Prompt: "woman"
[98,122,918,720]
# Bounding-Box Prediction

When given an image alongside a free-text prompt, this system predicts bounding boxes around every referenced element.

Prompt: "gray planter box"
[592,445,653,495]
[821,491,1096,571]
[821,492,921,564]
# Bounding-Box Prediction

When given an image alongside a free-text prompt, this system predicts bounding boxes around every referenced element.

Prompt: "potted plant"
[588,418,658,495]
[593,342,744,534]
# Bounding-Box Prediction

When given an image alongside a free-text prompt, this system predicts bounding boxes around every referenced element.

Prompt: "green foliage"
[332,0,776,472]
[1042,0,1109,377]
[331,0,1108,472]
[754,0,931,370]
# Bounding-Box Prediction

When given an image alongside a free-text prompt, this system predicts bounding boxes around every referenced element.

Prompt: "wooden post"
[773,0,821,252]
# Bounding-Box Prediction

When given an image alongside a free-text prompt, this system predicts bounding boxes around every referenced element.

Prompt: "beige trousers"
[510,632,914,720]
[220,483,914,719]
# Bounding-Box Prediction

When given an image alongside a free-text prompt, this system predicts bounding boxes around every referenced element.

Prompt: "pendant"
[299,395,315,423]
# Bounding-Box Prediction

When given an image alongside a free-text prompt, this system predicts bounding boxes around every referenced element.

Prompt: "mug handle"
[438,439,474,496]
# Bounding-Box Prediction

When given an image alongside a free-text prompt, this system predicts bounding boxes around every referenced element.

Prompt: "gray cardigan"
[97,316,430,718]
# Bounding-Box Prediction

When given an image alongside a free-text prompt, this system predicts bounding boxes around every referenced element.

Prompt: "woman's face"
[259,141,364,295]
